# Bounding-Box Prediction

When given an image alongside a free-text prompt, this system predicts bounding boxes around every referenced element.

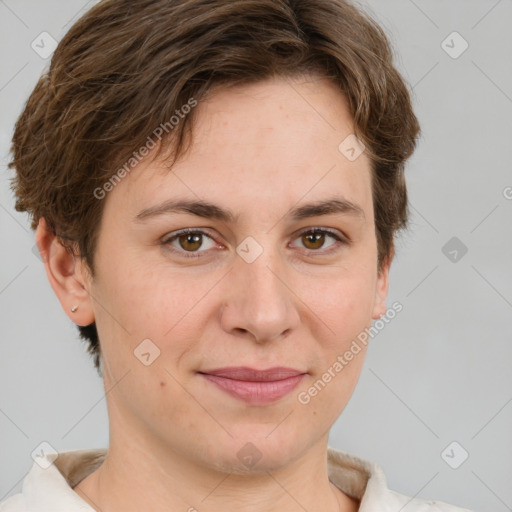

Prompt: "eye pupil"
[179,233,202,251]
[303,232,325,249]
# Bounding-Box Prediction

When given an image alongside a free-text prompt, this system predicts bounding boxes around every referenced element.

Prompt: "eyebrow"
[134,197,365,223]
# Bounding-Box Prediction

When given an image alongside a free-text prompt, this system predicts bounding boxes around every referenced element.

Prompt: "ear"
[35,218,95,327]
[371,245,394,320]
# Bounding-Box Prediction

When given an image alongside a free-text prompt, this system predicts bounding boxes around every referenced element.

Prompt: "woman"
[1,0,473,510]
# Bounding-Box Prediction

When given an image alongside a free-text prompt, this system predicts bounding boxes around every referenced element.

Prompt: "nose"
[219,244,301,344]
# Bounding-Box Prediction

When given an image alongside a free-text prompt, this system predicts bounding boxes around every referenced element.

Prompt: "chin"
[198,429,306,475]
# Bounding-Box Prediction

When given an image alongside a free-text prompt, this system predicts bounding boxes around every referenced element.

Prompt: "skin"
[36,74,392,512]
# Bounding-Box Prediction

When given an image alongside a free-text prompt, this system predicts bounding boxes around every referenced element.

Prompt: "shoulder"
[326,446,474,512]
[0,449,105,512]
[386,488,474,511]
[0,493,25,511]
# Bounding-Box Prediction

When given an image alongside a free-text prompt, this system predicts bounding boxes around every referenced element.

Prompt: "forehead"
[105,76,374,224]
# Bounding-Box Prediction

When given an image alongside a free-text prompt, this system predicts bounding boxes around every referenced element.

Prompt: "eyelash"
[162,227,348,259]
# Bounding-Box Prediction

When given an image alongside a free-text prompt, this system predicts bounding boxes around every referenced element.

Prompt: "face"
[66,75,390,473]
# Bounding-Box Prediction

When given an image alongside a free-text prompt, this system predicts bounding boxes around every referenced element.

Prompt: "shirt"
[0,446,474,511]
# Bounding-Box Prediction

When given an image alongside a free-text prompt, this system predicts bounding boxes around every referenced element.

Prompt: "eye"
[162,228,218,258]
[289,228,347,254]
[162,227,348,260]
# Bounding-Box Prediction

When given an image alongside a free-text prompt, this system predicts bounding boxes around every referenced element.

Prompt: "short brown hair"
[9,0,420,374]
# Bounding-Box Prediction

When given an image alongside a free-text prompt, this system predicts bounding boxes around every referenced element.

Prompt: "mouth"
[197,366,307,405]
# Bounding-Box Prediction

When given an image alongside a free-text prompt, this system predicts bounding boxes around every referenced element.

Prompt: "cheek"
[313,275,373,407]
[93,259,217,375]
[95,250,181,332]
[307,267,377,342]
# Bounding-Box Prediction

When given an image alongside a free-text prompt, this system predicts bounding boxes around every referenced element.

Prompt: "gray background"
[1,1,511,510]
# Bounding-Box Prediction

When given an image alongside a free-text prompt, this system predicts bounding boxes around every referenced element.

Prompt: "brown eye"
[301,231,326,250]
[163,229,217,258]
[291,228,346,253]
[177,232,203,252]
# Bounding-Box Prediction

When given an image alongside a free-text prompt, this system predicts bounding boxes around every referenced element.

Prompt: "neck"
[73,432,359,511]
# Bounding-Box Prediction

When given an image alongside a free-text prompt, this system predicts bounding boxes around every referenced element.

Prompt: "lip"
[200,366,305,381]
[198,366,306,405]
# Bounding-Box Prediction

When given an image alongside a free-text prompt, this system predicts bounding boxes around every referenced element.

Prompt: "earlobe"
[35,218,95,327]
